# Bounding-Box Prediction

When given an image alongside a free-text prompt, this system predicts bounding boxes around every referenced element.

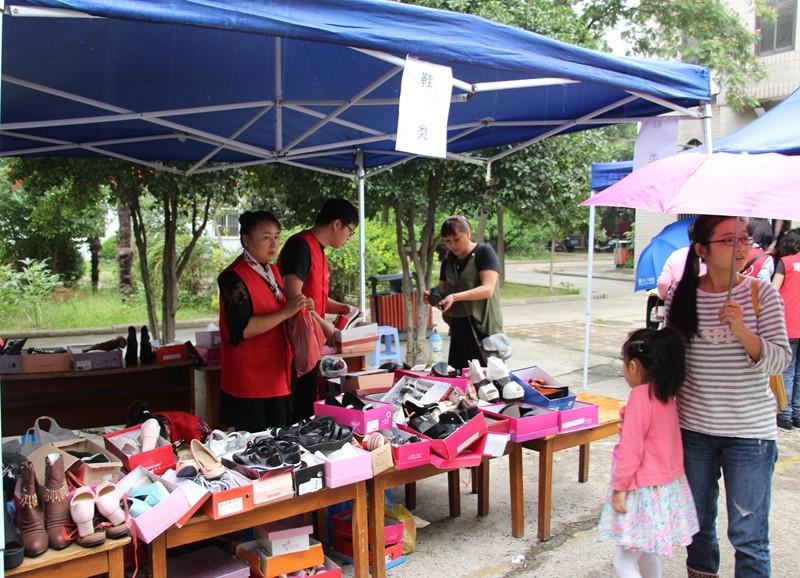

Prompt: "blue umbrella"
[635,218,695,291]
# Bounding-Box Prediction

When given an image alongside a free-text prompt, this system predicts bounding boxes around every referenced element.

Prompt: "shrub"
[0,258,63,326]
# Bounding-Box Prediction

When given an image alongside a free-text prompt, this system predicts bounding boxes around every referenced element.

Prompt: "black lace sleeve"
[217,270,252,346]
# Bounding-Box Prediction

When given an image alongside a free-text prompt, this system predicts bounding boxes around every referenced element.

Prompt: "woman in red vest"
[217,211,309,431]
[773,228,800,430]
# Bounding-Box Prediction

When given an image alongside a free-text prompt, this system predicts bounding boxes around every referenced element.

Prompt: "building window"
[215,210,240,237]
[757,0,797,56]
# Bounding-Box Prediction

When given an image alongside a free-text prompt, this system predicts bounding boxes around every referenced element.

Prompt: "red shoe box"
[155,343,188,364]
[333,536,403,565]
[401,412,487,460]
[332,510,403,545]
[391,431,431,470]
[103,424,176,474]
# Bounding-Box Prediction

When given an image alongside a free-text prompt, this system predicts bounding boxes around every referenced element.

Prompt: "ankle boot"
[139,326,155,365]
[17,461,48,557]
[43,454,70,550]
[125,325,138,367]
[687,566,719,578]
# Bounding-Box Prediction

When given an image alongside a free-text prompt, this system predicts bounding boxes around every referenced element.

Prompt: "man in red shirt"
[279,198,359,421]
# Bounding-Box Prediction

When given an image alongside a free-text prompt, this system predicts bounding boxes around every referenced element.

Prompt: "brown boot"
[17,461,48,557]
[43,453,70,550]
[687,566,719,578]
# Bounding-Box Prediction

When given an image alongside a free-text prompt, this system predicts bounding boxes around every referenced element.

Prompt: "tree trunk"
[89,236,102,293]
[161,188,179,343]
[474,213,487,244]
[496,204,505,287]
[549,237,556,291]
[128,194,160,341]
[117,204,134,295]
[394,205,415,363]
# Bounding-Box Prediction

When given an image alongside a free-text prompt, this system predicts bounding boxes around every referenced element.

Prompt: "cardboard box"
[195,329,221,349]
[155,343,188,364]
[103,424,176,474]
[341,370,394,393]
[509,366,576,409]
[480,403,559,443]
[167,545,250,578]
[313,396,394,435]
[52,438,123,485]
[118,467,199,543]
[368,442,393,475]
[200,470,254,520]
[68,346,123,371]
[0,354,23,374]
[21,351,71,373]
[557,401,599,433]
[236,538,324,578]
[27,441,81,488]
[256,520,313,556]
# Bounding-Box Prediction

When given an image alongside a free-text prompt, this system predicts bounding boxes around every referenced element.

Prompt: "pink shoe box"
[332,510,403,546]
[67,346,123,371]
[0,354,23,374]
[316,446,373,488]
[390,431,431,470]
[401,412,487,460]
[483,416,511,457]
[557,401,599,433]
[394,369,470,392]
[195,329,221,349]
[167,544,250,578]
[201,469,255,520]
[256,519,313,556]
[480,403,560,442]
[314,556,343,578]
[313,395,394,435]
[251,469,294,506]
[103,424,176,475]
[429,448,484,469]
[195,345,221,366]
[118,467,201,544]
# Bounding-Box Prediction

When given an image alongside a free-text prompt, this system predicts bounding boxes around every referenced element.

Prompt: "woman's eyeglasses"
[708,235,755,247]
[344,223,356,237]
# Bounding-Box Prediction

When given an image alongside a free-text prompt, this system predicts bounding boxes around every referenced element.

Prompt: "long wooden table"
[148,482,369,578]
[501,392,624,541]
[6,537,130,578]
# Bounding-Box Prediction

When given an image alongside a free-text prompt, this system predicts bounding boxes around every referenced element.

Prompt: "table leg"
[447,470,461,518]
[314,508,328,550]
[579,443,590,483]
[108,543,125,578]
[367,477,386,578]
[477,460,490,517]
[352,481,370,578]
[537,440,554,541]
[509,443,524,538]
[404,482,416,510]
[471,466,478,494]
[149,533,168,578]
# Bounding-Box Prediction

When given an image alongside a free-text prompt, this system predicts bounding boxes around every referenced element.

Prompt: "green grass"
[0,286,216,331]
[499,282,578,300]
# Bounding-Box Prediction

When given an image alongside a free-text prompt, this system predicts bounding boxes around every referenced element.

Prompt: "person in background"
[740,218,774,281]
[427,215,502,370]
[217,211,309,431]
[666,215,790,578]
[279,198,359,421]
[772,228,800,430]
[598,327,698,578]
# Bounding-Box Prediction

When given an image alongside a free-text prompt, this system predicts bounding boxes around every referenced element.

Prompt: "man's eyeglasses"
[344,223,356,237]
[708,235,755,247]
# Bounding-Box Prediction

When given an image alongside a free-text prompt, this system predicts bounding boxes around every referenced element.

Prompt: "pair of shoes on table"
[498,403,550,419]
[233,437,302,469]
[324,392,373,411]
[206,429,252,457]
[276,417,354,454]
[72,482,129,547]
[127,481,169,518]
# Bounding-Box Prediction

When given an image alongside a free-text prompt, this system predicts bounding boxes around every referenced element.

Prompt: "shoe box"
[556,401,599,433]
[316,445,373,488]
[480,403,559,443]
[509,366,577,410]
[331,510,404,546]
[390,430,431,470]
[167,545,251,578]
[33,438,123,486]
[104,423,176,474]
[333,536,403,566]
[200,469,255,520]
[67,346,124,371]
[482,415,511,457]
[194,329,221,349]
[340,369,394,393]
[0,354,23,374]
[236,538,324,578]
[255,519,313,556]
[401,412,487,461]
[313,395,394,435]
[195,345,221,366]
[292,450,326,496]
[393,369,470,392]
[21,350,71,373]
[154,343,189,364]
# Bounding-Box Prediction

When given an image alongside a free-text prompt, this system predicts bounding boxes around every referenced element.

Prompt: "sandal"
[297,416,353,453]
[232,438,282,469]
[190,439,226,479]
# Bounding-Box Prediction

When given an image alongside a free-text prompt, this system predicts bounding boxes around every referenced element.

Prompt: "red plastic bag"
[289,308,325,376]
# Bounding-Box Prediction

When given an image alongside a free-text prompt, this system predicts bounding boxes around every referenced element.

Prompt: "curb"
[501,293,607,306]
[3,318,218,340]
[533,268,633,282]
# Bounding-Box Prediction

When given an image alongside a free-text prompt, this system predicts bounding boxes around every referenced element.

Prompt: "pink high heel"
[69,487,106,548]
[140,418,161,452]
[94,482,129,539]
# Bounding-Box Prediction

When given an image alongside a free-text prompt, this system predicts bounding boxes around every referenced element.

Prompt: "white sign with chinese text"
[395,56,453,159]
[633,117,679,169]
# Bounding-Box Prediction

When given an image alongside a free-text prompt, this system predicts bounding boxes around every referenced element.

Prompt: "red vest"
[741,247,771,278]
[219,257,292,398]
[780,253,800,338]
[282,230,329,317]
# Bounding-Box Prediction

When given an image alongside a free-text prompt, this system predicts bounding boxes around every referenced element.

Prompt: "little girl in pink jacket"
[598,327,699,578]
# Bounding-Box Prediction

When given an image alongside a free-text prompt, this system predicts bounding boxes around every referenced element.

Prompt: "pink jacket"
[611,384,684,492]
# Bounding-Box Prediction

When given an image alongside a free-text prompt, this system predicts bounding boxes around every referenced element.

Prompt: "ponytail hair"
[667,215,732,341]
[623,327,686,402]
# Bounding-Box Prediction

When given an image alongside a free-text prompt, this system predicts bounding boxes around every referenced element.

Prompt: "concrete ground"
[16,254,800,577]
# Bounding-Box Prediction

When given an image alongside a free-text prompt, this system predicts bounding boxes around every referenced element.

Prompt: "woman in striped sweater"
[666,215,790,578]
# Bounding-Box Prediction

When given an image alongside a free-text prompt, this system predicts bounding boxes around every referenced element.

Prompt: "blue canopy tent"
[590,161,634,191]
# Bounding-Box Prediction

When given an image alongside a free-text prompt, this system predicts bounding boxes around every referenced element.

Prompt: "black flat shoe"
[3,508,24,570]
[298,416,353,453]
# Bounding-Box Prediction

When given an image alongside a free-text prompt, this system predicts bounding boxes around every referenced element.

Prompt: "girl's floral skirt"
[598,474,699,556]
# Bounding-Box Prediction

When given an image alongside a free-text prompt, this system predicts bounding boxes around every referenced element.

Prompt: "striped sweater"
[666,276,791,441]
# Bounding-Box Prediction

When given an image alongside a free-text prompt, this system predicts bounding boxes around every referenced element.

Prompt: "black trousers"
[293,366,319,423]
[446,316,485,371]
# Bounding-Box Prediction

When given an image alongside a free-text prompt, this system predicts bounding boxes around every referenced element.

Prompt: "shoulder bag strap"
[751,279,760,318]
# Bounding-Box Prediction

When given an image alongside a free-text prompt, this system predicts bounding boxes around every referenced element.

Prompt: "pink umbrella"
[582,152,800,221]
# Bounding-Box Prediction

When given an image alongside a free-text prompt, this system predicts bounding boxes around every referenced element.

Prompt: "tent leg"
[701,102,713,153]
[582,194,596,390]
[356,150,367,314]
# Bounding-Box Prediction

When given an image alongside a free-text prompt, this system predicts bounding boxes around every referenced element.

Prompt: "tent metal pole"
[582,191,596,390]
[701,102,713,153]
[275,37,283,152]
[0,3,6,567]
[356,150,367,314]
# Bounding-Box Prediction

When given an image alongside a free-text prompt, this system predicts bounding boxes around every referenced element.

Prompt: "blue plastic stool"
[372,325,403,367]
